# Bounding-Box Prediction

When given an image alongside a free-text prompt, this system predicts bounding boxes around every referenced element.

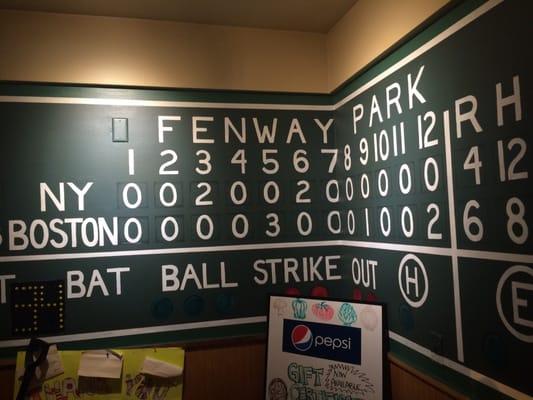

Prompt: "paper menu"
[78,350,123,379]
[140,357,183,378]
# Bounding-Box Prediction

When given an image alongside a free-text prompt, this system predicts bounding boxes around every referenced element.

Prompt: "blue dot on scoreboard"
[216,293,236,314]
[399,304,415,331]
[152,297,174,320]
[184,295,205,316]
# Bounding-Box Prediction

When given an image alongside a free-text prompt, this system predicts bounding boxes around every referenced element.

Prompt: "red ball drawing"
[312,302,334,321]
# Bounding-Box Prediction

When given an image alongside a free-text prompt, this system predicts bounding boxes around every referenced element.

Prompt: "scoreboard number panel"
[0,1,531,398]
[333,1,532,398]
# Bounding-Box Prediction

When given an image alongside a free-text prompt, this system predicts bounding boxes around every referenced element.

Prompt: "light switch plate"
[112,118,128,142]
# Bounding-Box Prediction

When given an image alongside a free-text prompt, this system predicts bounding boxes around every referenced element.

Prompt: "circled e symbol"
[496,265,533,343]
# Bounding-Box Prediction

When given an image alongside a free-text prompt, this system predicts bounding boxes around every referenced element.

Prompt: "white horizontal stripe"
[389,331,532,400]
[455,249,533,264]
[0,240,343,263]
[0,95,334,111]
[2,240,531,264]
[341,240,453,256]
[0,316,267,348]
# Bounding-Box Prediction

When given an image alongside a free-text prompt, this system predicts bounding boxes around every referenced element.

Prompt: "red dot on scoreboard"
[285,287,301,296]
[310,286,328,298]
[366,292,378,302]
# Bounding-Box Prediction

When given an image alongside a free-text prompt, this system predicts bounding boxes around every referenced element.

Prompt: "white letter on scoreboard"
[192,116,215,143]
[512,281,533,328]
[9,220,29,251]
[67,182,93,211]
[455,95,483,138]
[162,264,179,292]
[314,118,334,144]
[106,267,130,296]
[407,65,427,109]
[158,116,181,143]
[405,266,419,297]
[40,183,65,212]
[67,271,86,299]
[496,75,522,127]
[353,104,364,134]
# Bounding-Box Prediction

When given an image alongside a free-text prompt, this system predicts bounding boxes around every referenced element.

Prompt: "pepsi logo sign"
[282,319,361,365]
[291,324,313,351]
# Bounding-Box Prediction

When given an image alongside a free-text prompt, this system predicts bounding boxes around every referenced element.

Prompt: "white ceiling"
[0,0,357,33]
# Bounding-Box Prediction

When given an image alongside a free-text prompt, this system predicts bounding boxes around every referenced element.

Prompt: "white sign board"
[265,295,387,400]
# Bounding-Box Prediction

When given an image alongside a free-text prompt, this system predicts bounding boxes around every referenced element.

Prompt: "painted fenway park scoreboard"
[0,0,531,398]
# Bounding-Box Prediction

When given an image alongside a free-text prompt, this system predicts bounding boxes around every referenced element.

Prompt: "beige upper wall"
[0,1,450,93]
[327,0,450,91]
[0,10,327,92]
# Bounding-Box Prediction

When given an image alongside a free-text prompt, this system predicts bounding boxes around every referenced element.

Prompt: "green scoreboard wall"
[0,0,531,398]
